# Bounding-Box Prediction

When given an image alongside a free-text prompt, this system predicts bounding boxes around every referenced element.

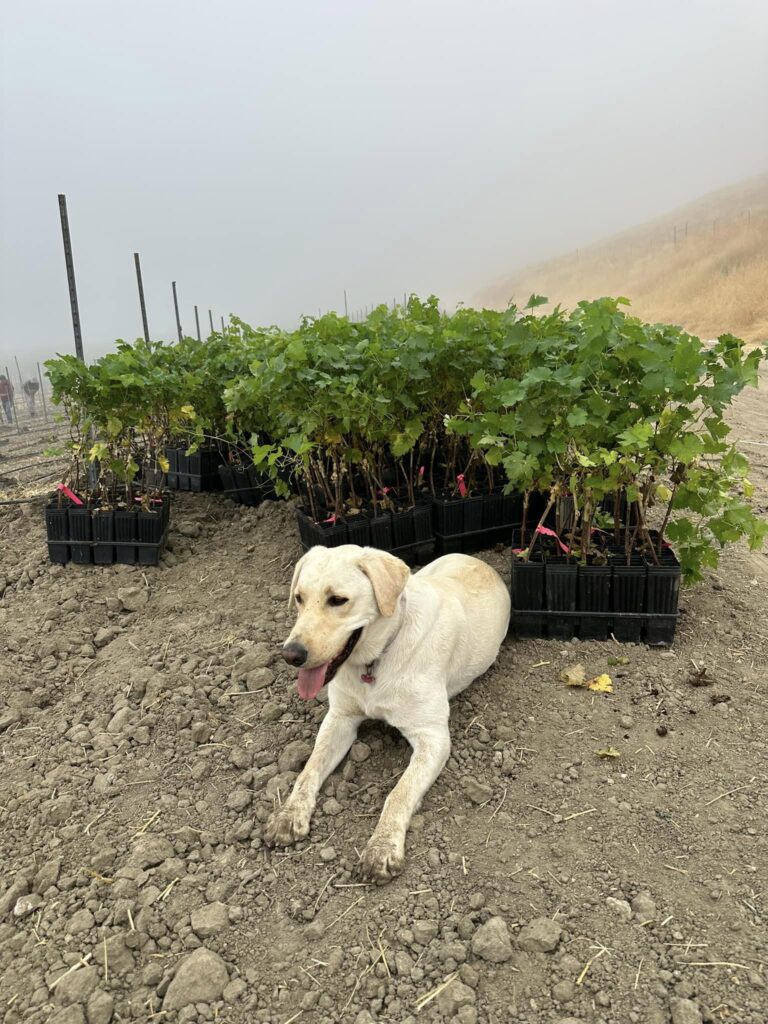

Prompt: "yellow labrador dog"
[264,544,510,881]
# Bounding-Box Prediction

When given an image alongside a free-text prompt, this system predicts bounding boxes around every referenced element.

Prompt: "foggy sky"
[1,0,767,374]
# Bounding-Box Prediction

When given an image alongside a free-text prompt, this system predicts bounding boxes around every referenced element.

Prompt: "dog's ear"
[288,550,311,609]
[357,549,410,617]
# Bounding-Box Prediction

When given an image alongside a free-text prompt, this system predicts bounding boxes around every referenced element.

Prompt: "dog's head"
[281,544,410,700]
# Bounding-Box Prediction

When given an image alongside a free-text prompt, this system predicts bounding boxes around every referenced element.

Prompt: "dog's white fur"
[264,544,511,881]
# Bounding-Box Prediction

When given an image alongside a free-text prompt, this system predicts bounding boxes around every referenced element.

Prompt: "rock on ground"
[163,947,229,1010]
[670,997,704,1024]
[470,916,513,963]
[191,901,230,938]
[437,978,476,1016]
[517,917,563,953]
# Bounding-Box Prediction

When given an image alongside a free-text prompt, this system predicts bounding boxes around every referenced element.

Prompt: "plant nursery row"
[45,294,766,642]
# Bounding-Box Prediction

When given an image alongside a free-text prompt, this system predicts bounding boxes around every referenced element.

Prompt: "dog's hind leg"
[359,721,450,882]
[264,710,362,847]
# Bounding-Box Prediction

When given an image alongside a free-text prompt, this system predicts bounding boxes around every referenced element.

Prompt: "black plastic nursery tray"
[165,446,222,492]
[432,490,548,555]
[45,497,171,567]
[218,464,277,507]
[510,546,681,645]
[295,505,435,564]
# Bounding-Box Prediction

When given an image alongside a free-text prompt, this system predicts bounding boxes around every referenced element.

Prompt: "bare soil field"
[1,376,766,1024]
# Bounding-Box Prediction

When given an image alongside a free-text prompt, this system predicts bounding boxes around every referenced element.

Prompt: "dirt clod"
[163,947,229,1010]
[470,916,513,962]
[517,917,563,953]
[670,996,704,1024]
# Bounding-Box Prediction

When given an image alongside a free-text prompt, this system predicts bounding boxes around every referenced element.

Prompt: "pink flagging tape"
[536,524,570,554]
[56,483,83,506]
[457,474,468,497]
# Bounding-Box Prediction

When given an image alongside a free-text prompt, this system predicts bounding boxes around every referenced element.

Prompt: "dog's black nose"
[281,641,308,667]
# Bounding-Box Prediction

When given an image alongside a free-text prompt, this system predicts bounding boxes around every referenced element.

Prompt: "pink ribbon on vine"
[512,524,570,555]
[57,483,83,506]
[323,513,337,525]
[456,474,468,497]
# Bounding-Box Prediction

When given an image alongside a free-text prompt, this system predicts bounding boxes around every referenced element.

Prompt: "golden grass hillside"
[479,172,768,342]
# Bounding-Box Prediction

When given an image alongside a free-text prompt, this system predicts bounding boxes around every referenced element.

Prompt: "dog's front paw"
[358,835,404,883]
[264,803,311,847]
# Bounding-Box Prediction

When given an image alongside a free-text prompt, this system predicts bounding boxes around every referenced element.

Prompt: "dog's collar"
[360,595,406,684]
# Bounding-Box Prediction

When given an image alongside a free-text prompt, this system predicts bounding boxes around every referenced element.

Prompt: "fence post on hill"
[57,194,85,361]
[208,309,214,336]
[344,289,348,317]
[134,253,150,343]
[4,365,21,433]
[14,356,23,392]
[172,282,183,342]
[221,316,226,338]
[194,305,201,342]
[37,362,49,422]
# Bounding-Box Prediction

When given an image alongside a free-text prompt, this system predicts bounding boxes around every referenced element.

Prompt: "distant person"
[0,375,14,423]
[23,378,40,417]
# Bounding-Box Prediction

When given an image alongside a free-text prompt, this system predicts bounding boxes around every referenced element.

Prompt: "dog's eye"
[328,595,348,607]
[295,594,303,605]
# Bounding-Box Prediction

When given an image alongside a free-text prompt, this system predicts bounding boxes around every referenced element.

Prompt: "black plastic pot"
[166,447,180,489]
[346,514,371,547]
[138,507,165,566]
[392,509,416,548]
[114,509,138,565]
[92,509,115,565]
[578,564,612,640]
[611,563,646,643]
[413,502,433,543]
[503,490,526,525]
[370,513,394,551]
[463,496,484,534]
[68,507,93,565]
[482,491,504,529]
[432,496,464,537]
[218,464,236,495]
[45,505,69,564]
[646,561,681,644]
[545,559,579,639]
[510,559,545,638]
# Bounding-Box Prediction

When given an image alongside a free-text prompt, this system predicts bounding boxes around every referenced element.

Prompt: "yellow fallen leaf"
[560,665,586,687]
[586,674,613,693]
[597,747,621,758]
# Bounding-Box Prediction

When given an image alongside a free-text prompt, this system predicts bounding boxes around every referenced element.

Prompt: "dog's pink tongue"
[297,662,330,700]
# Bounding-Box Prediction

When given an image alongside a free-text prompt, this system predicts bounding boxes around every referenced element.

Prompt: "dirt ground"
[1,376,767,1024]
